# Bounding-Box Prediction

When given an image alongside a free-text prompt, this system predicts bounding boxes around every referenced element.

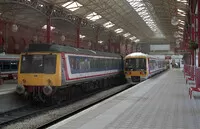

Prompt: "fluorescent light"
[114,28,123,33]
[42,25,55,30]
[103,21,115,28]
[86,12,102,21]
[62,1,82,11]
[123,33,131,37]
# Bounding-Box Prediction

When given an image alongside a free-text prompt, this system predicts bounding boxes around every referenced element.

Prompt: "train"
[0,53,19,80]
[124,52,168,84]
[16,44,125,102]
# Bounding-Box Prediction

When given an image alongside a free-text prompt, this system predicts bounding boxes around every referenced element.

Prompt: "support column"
[46,16,51,43]
[76,18,81,48]
[191,14,195,65]
[94,26,100,51]
[198,0,200,67]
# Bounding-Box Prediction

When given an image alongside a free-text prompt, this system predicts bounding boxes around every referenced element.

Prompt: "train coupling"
[16,84,25,94]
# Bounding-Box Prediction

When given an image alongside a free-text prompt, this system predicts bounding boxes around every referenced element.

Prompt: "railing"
[185,65,200,98]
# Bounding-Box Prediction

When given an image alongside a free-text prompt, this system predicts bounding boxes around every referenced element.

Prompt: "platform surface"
[0,80,17,95]
[49,69,200,129]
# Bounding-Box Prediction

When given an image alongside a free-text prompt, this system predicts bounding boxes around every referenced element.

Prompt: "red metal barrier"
[186,66,195,84]
[184,65,190,78]
[189,67,200,99]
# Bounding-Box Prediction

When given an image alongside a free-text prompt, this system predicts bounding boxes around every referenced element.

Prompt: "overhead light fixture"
[114,28,123,33]
[177,9,186,16]
[86,12,102,21]
[103,21,115,28]
[39,4,44,7]
[62,1,83,11]
[129,36,136,40]
[80,34,85,39]
[42,25,55,30]
[123,33,131,37]
[98,40,103,44]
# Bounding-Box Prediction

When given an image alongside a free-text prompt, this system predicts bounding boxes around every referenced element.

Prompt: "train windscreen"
[20,54,56,74]
[125,58,146,71]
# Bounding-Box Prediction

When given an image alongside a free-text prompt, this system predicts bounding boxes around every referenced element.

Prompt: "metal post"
[198,0,200,67]
[94,26,100,51]
[46,16,51,43]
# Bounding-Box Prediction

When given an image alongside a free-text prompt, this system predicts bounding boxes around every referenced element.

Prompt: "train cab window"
[21,54,57,74]
[2,61,10,71]
[125,58,146,71]
[44,55,56,74]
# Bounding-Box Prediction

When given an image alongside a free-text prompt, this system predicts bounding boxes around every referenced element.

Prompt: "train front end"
[124,53,148,84]
[16,52,62,100]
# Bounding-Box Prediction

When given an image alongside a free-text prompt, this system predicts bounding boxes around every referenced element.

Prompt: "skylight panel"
[134,39,140,42]
[103,21,115,28]
[177,9,186,16]
[178,26,184,30]
[179,20,185,25]
[86,12,102,21]
[123,33,131,37]
[126,0,164,37]
[130,36,136,40]
[177,0,187,3]
[114,28,123,33]
[62,1,82,11]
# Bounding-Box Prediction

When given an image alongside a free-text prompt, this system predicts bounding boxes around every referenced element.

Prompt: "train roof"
[125,52,148,58]
[25,44,121,58]
[0,53,19,58]
[125,52,165,60]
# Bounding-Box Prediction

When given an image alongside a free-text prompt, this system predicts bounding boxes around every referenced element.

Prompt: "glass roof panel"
[103,21,115,28]
[123,33,131,37]
[86,12,102,21]
[115,28,124,33]
[62,1,83,12]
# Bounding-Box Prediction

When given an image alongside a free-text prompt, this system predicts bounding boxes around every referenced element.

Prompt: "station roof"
[0,0,188,48]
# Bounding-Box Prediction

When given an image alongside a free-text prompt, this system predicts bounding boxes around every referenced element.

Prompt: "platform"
[0,80,17,95]
[48,69,200,129]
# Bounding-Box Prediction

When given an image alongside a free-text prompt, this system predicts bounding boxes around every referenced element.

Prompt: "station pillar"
[46,16,51,43]
[76,18,81,48]
[198,0,200,67]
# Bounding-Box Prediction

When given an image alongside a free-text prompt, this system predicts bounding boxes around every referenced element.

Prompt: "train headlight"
[16,84,25,94]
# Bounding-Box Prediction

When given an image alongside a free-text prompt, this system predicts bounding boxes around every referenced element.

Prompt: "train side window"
[10,61,18,70]
[2,61,10,71]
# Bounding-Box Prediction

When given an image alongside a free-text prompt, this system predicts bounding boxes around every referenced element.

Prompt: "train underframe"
[16,74,126,103]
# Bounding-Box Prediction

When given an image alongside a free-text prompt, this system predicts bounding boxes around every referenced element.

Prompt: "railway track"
[0,83,131,129]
